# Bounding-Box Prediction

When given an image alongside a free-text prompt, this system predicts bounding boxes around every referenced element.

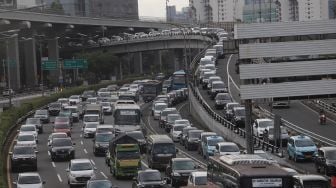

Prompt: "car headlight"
[173,172,180,176]
[95,143,100,147]
[295,150,303,155]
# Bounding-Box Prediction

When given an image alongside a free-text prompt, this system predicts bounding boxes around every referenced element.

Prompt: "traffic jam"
[8,44,336,188]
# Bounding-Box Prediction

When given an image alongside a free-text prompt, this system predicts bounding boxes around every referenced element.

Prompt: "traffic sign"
[42,60,58,70]
[63,59,88,69]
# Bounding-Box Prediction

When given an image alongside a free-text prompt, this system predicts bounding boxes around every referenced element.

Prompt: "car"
[49,137,75,161]
[214,93,231,109]
[198,132,217,155]
[57,98,69,108]
[18,124,38,141]
[10,145,37,172]
[48,102,62,116]
[185,171,217,187]
[48,132,68,147]
[81,90,96,101]
[185,129,204,151]
[86,97,98,104]
[201,135,224,159]
[272,100,290,108]
[132,169,166,188]
[100,101,113,115]
[83,123,98,138]
[16,133,37,149]
[107,84,119,92]
[224,102,240,121]
[209,81,227,99]
[67,159,96,187]
[152,102,168,120]
[165,158,198,187]
[25,117,43,134]
[93,132,114,156]
[253,118,274,138]
[180,127,197,146]
[170,124,188,142]
[159,108,177,128]
[287,135,318,162]
[33,109,49,123]
[64,105,81,122]
[69,95,81,105]
[83,114,100,129]
[54,118,71,137]
[86,179,114,188]
[164,113,182,133]
[2,88,14,96]
[314,147,336,176]
[231,106,246,128]
[214,142,240,156]
[14,172,45,188]
[59,109,74,125]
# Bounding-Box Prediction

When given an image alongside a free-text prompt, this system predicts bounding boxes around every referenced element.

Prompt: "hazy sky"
[138,0,189,19]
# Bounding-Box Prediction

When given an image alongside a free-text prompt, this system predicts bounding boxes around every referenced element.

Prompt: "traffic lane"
[272,101,336,142]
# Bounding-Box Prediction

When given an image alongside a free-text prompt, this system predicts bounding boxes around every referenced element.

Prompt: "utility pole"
[2,59,6,86]
[245,99,254,154]
[5,40,12,107]
[39,41,44,96]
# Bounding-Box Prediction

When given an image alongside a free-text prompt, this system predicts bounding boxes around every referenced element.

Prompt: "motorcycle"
[319,114,326,125]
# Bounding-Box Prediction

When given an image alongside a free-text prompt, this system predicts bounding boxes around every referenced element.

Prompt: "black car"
[126,131,146,154]
[184,130,203,151]
[93,132,114,156]
[48,102,62,116]
[214,93,231,109]
[231,107,246,128]
[81,90,96,101]
[34,109,50,123]
[25,118,43,134]
[314,147,336,176]
[165,158,197,187]
[132,169,166,188]
[49,138,75,161]
[10,145,37,172]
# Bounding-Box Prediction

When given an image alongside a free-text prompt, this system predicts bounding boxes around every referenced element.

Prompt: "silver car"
[14,172,45,188]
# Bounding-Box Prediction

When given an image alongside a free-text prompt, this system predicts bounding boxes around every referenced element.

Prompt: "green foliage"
[50,0,64,12]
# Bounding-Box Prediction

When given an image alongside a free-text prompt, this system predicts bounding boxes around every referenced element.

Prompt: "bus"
[208,155,294,188]
[171,70,187,90]
[113,103,143,134]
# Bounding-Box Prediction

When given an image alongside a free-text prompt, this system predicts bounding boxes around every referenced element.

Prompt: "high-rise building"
[89,0,138,19]
[329,0,336,19]
[167,5,193,23]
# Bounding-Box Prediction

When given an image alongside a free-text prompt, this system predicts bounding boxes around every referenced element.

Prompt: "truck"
[142,80,162,102]
[107,133,141,179]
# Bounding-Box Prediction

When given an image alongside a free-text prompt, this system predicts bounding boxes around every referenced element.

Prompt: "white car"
[100,102,112,115]
[129,84,139,93]
[67,159,96,186]
[174,119,191,127]
[215,142,240,156]
[18,124,38,141]
[69,95,81,105]
[253,118,274,138]
[152,102,168,120]
[187,171,208,186]
[48,132,68,146]
[86,97,98,104]
[64,105,80,122]
[57,98,69,108]
[14,172,45,188]
[170,124,188,142]
[16,133,37,148]
[83,123,98,138]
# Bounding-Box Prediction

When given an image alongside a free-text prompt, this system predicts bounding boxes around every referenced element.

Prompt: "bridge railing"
[314,99,336,113]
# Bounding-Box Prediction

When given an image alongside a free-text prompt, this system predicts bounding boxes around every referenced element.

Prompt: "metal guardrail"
[258,106,336,146]
[314,99,336,113]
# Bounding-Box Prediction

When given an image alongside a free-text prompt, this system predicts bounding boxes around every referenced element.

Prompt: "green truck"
[106,134,141,178]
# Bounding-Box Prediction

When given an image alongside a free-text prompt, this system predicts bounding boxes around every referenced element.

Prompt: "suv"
[14,172,45,188]
[287,135,317,162]
[164,113,182,133]
[49,138,75,161]
[159,108,177,128]
[10,145,37,172]
[215,142,240,156]
[224,102,240,121]
[198,132,217,155]
[314,147,336,176]
[69,95,81,105]
[93,132,114,156]
[201,135,224,159]
[253,118,274,138]
[185,130,203,151]
[231,107,246,128]
[33,109,49,124]
[25,118,43,134]
[209,81,226,99]
[132,169,166,188]
[180,127,197,146]
[214,93,231,109]
[165,158,197,187]
[67,159,96,187]
[48,102,62,116]
[16,133,37,149]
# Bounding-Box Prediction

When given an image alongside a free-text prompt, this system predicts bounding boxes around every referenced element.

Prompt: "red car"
[54,117,71,136]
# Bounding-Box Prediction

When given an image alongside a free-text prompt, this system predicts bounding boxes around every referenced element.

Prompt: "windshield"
[88,181,112,188]
[101,102,110,107]
[114,109,140,125]
[175,120,189,125]
[119,95,135,100]
[58,99,68,103]
[174,125,185,131]
[84,116,99,122]
[163,80,171,87]
[18,176,41,184]
[195,176,207,185]
[173,160,195,170]
[295,139,315,147]
[50,103,61,108]
[18,135,34,141]
[268,127,287,135]
[216,94,230,100]
[168,115,181,122]
[128,132,145,140]
[21,126,35,132]
[87,99,97,103]
[204,73,215,79]
[14,147,34,155]
[70,96,79,99]
[325,150,336,160]
[55,124,69,129]
[208,138,224,146]
[26,119,40,124]
[173,75,186,85]
[85,124,97,128]
[235,109,245,116]
[117,151,140,159]
[71,162,92,171]
[220,145,239,152]
[259,121,273,128]
[153,143,175,154]
[35,110,47,115]
[140,172,161,182]
[143,86,157,93]
[52,139,72,147]
[96,133,113,142]
[51,134,67,139]
[303,180,329,188]
[189,131,202,138]
[55,117,69,122]
[155,104,167,111]
[161,110,177,116]
[212,83,225,89]
[60,110,71,115]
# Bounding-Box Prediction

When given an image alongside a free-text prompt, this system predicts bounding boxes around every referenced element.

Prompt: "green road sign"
[42,60,58,70]
[63,59,88,69]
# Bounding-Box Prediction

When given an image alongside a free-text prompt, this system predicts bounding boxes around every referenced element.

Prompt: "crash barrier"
[315,99,336,114]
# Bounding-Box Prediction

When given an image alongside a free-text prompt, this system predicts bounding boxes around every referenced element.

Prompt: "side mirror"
[14,140,17,143]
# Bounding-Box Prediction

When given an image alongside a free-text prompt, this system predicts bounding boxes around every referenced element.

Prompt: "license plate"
[305,155,312,158]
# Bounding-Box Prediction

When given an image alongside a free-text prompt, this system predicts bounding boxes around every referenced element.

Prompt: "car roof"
[256,118,272,122]
[218,142,237,146]
[18,172,41,177]
[71,158,91,163]
[191,171,207,177]
[319,146,336,152]
[294,174,328,181]
[139,169,160,174]
[291,135,312,140]
[212,81,224,84]
[172,157,193,162]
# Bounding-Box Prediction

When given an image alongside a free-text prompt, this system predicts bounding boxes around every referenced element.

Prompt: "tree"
[50,0,64,14]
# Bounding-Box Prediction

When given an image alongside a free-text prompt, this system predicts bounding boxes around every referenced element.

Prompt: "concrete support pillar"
[174,49,183,71]
[155,50,162,72]
[119,60,123,80]
[23,38,38,87]
[47,37,59,84]
[134,52,143,75]
[6,36,21,90]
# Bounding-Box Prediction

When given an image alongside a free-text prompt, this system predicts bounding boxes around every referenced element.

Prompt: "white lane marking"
[177,102,188,112]
[57,174,63,182]
[80,134,82,138]
[100,172,108,179]
[226,54,239,91]
[48,151,51,156]
[52,162,56,168]
[141,161,149,168]
[81,141,83,145]
[84,149,88,154]
[90,159,95,166]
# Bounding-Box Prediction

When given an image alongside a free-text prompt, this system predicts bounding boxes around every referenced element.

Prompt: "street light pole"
[39,41,44,96]
[2,59,6,86]
[5,39,12,107]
